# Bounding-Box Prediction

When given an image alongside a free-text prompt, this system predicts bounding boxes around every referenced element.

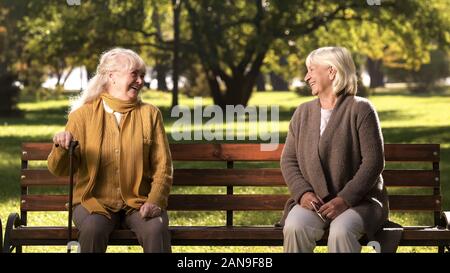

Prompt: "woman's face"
[304,63,335,96]
[108,68,145,101]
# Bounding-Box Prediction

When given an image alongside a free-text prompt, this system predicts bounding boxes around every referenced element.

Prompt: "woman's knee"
[283,219,309,235]
[329,222,362,240]
[142,216,169,237]
[329,210,364,240]
[79,216,113,238]
[284,206,323,234]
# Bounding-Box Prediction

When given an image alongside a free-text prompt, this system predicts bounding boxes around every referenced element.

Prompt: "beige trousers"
[73,204,171,253]
[283,205,364,253]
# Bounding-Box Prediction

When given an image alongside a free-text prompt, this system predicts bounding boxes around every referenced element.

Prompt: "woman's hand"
[139,202,162,219]
[53,131,73,149]
[299,192,324,210]
[317,197,349,220]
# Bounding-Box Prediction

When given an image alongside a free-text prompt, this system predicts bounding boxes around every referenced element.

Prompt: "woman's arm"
[47,112,81,176]
[280,109,314,205]
[146,109,173,210]
[337,107,385,206]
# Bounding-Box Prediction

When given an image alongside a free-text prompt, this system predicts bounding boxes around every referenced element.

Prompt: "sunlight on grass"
[1,90,450,253]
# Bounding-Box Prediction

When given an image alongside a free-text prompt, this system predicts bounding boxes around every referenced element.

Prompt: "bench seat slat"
[22,143,439,162]
[21,169,287,187]
[384,144,439,162]
[382,170,439,187]
[20,194,289,211]
[21,143,284,162]
[20,194,441,212]
[21,169,439,188]
[10,226,450,246]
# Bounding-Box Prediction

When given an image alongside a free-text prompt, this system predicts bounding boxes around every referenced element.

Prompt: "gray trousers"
[283,205,364,253]
[73,205,171,253]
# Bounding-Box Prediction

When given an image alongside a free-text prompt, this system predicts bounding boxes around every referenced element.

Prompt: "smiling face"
[304,63,335,96]
[108,68,145,101]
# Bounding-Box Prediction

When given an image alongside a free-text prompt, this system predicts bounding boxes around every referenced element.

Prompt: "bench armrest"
[441,211,450,229]
[3,213,21,253]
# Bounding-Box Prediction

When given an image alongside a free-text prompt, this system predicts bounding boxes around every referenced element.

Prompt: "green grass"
[1,89,449,253]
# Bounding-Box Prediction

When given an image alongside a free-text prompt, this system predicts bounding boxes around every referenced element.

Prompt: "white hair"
[69,48,146,113]
[306,46,358,95]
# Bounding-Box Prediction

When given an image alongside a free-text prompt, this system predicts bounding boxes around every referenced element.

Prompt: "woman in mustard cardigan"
[48,48,173,253]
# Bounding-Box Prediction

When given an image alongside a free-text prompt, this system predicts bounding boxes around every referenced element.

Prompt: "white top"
[320,108,333,136]
[102,100,122,126]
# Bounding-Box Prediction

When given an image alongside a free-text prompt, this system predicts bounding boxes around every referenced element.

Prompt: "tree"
[0,0,27,116]
[5,0,449,114]
[179,0,449,108]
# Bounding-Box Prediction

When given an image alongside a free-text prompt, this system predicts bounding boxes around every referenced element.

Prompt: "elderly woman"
[48,48,173,253]
[280,47,388,253]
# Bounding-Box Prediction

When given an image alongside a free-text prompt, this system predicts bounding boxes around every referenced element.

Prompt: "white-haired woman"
[48,48,172,253]
[280,47,388,252]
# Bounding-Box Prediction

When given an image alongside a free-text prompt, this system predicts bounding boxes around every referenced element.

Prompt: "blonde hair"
[306,46,357,95]
[69,48,146,113]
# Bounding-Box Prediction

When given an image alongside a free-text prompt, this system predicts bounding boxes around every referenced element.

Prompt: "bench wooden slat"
[21,169,287,187]
[21,143,284,161]
[10,226,450,245]
[382,170,439,187]
[20,194,288,211]
[174,169,285,186]
[170,144,284,161]
[388,195,441,211]
[22,143,440,162]
[21,143,54,161]
[384,144,439,162]
[21,169,69,186]
[20,194,441,212]
[21,169,439,188]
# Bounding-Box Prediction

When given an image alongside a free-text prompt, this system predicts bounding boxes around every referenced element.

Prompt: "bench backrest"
[19,143,441,227]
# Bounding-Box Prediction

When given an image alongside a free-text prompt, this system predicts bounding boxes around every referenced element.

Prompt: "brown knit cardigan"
[279,94,389,239]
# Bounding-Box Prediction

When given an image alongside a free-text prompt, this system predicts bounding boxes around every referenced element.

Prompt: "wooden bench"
[3,143,450,253]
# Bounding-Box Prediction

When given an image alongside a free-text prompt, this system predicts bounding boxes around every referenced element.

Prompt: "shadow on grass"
[371,90,450,97]
[378,110,417,123]
[3,103,296,128]
[161,105,295,126]
[383,126,450,144]
[0,105,68,126]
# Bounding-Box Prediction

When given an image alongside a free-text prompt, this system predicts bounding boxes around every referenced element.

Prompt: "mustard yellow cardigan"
[48,101,173,216]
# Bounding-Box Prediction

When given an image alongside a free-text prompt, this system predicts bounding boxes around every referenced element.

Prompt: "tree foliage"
[1,0,449,114]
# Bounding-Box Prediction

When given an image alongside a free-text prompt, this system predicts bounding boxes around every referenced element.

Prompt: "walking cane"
[67,140,79,253]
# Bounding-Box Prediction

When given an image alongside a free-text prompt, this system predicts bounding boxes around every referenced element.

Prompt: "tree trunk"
[0,68,22,117]
[269,72,289,91]
[207,49,267,109]
[61,66,74,87]
[155,63,169,91]
[171,0,180,108]
[367,58,384,88]
[256,72,265,92]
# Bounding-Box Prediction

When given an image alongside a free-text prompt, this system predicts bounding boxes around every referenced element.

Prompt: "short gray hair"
[306,47,357,96]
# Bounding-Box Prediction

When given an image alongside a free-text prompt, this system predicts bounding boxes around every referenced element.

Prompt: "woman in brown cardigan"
[280,47,388,252]
[48,48,173,253]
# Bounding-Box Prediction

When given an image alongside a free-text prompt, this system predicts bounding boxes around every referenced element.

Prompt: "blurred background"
[0,0,449,253]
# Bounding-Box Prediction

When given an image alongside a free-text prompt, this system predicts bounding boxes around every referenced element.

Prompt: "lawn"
[1,89,449,253]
